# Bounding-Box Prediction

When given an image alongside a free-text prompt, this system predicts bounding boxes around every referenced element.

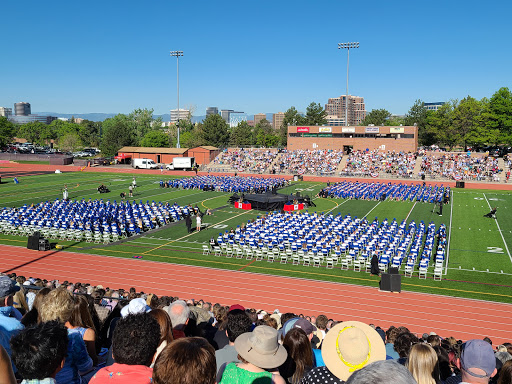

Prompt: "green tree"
[404,99,429,145]
[78,120,101,147]
[304,102,327,126]
[486,87,512,145]
[452,96,483,150]
[59,133,83,152]
[200,114,229,148]
[280,107,306,147]
[361,109,391,126]
[100,114,136,156]
[140,130,169,147]
[17,122,48,145]
[129,108,156,145]
[230,121,253,147]
[425,101,458,149]
[0,117,16,148]
[253,118,273,146]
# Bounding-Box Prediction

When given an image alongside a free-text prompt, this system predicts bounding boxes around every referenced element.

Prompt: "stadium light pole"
[337,42,359,126]
[170,50,183,148]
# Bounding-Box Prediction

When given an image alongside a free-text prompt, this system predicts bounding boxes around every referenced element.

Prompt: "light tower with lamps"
[170,50,183,148]
[337,42,359,126]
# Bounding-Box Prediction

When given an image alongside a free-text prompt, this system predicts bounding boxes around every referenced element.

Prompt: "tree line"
[2,87,509,155]
[363,87,512,149]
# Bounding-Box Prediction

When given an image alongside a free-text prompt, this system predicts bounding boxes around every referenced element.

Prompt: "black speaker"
[380,273,402,292]
[389,267,399,275]
[456,181,465,188]
[27,234,40,250]
[38,239,50,251]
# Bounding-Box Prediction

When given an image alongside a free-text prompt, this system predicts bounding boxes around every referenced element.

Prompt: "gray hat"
[235,325,287,369]
[461,339,496,378]
[0,275,20,297]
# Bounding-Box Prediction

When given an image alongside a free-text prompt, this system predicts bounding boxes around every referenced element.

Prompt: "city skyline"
[1,0,510,116]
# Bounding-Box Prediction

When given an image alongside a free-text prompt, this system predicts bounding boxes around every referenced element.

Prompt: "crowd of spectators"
[211,149,280,173]
[205,147,510,183]
[1,273,511,384]
[342,150,417,178]
[276,150,344,175]
[420,154,502,181]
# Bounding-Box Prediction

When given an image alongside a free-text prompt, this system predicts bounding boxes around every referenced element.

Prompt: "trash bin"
[293,175,299,182]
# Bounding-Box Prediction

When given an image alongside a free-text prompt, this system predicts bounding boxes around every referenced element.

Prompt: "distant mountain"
[35,112,207,123]
[34,112,275,123]
[34,112,117,121]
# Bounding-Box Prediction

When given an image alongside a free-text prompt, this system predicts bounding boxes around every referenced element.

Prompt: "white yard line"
[445,190,454,275]
[483,193,512,264]
[405,201,417,222]
[363,201,381,218]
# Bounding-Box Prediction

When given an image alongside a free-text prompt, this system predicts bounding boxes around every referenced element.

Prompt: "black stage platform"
[229,191,315,211]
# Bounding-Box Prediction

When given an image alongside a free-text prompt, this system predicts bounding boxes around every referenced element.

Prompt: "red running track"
[1,244,511,343]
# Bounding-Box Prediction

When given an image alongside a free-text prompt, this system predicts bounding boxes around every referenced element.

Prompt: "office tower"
[220,109,234,123]
[206,107,218,116]
[254,113,266,126]
[325,95,366,126]
[0,107,12,117]
[15,102,31,116]
[170,108,190,123]
[272,112,284,130]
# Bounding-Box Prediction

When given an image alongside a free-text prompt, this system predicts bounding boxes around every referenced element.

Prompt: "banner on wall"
[297,127,310,133]
[365,126,380,133]
[318,127,332,133]
[342,127,356,133]
[390,127,404,133]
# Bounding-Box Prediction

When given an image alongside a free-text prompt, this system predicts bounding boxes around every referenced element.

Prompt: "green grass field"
[0,171,511,303]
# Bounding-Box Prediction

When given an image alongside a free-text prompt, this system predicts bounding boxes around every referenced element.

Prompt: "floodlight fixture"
[337,42,360,126]
[170,50,184,148]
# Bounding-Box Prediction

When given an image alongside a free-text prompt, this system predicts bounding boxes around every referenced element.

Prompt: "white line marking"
[483,193,512,264]
[363,201,381,218]
[445,190,454,275]
[405,201,417,222]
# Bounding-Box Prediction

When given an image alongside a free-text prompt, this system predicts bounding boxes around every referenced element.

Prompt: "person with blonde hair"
[39,288,93,384]
[406,343,440,384]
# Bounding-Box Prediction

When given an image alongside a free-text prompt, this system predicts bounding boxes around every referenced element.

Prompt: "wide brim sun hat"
[321,321,386,381]
[234,325,288,369]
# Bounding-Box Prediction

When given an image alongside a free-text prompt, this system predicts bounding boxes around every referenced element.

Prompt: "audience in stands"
[215,309,252,372]
[278,149,344,175]
[421,153,501,181]
[10,321,69,384]
[90,313,160,384]
[345,360,417,384]
[0,275,24,372]
[212,149,279,173]
[217,325,287,384]
[2,272,512,384]
[406,343,440,384]
[38,288,94,384]
[343,150,416,178]
[153,337,216,384]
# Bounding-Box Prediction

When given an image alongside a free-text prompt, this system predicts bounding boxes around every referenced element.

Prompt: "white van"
[132,158,158,169]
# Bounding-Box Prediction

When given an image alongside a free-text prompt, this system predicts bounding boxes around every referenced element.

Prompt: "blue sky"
[1,0,511,116]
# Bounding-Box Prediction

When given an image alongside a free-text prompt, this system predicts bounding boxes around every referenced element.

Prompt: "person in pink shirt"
[90,313,160,384]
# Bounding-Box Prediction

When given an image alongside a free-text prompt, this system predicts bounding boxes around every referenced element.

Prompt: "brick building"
[287,125,418,153]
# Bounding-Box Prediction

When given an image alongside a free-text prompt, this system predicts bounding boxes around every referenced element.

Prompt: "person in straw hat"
[218,325,288,384]
[300,321,386,384]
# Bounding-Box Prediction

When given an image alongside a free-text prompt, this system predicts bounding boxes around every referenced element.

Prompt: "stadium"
[1,147,511,338]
